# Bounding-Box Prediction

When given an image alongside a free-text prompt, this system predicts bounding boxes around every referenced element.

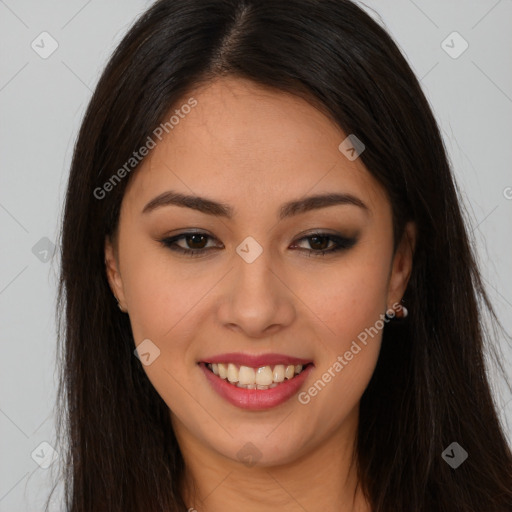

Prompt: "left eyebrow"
[279,192,370,219]
[141,190,370,219]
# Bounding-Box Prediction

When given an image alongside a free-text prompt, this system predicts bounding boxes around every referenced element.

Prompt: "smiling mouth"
[205,362,313,389]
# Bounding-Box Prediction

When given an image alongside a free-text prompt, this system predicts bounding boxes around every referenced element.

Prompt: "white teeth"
[238,366,256,385]
[236,382,256,389]
[273,364,285,382]
[255,366,273,386]
[218,363,227,379]
[227,363,238,383]
[206,362,307,387]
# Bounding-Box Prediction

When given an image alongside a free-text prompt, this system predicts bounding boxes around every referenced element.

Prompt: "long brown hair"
[52,0,512,510]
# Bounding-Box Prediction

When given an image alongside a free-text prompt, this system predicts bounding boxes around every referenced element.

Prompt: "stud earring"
[394,299,408,319]
[385,299,408,321]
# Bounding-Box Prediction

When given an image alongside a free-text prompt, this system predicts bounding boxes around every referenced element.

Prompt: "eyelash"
[159,231,357,258]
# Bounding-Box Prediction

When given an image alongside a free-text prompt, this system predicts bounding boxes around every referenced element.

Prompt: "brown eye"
[160,232,221,257]
[307,235,332,251]
[160,231,357,258]
[181,233,209,249]
[291,233,357,256]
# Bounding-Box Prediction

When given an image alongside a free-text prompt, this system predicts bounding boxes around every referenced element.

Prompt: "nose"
[216,247,296,339]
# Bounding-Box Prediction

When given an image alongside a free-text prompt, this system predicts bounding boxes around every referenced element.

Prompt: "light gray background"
[1,0,511,510]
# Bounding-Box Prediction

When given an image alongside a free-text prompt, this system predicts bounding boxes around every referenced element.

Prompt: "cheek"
[296,242,391,353]
[292,244,390,418]
[120,242,210,343]
[297,292,386,439]
[120,247,204,413]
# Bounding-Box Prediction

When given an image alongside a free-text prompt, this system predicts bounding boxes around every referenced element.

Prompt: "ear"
[386,221,416,309]
[104,236,127,310]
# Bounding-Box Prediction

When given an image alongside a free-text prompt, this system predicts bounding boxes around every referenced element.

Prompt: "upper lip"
[200,353,313,367]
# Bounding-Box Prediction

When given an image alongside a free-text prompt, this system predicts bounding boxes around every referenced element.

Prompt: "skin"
[105,77,416,512]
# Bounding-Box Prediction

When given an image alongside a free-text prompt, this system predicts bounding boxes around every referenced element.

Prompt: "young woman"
[53,0,512,510]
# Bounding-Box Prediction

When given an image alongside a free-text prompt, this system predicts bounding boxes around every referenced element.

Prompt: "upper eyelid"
[163,231,355,248]
[165,230,348,240]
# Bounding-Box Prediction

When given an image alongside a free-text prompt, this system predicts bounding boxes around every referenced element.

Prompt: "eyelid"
[159,229,358,257]
[162,231,222,250]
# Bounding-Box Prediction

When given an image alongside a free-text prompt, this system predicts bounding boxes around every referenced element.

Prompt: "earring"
[397,305,408,318]
[394,299,408,319]
[385,299,408,320]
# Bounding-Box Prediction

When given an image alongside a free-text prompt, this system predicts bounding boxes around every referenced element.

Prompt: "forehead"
[123,77,388,219]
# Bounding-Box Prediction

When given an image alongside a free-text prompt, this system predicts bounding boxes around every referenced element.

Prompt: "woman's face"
[105,77,415,467]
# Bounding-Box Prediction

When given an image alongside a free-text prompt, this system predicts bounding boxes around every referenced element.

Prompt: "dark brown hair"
[52,0,512,510]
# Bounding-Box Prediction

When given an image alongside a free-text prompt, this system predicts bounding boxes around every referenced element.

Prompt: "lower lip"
[199,362,314,410]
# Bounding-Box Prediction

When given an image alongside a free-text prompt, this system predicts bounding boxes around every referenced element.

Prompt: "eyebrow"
[142,190,370,220]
